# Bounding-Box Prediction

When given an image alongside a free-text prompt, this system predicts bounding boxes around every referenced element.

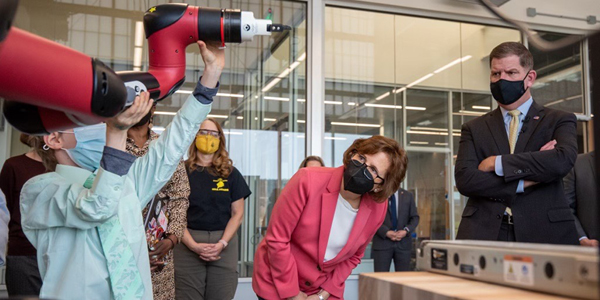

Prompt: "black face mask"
[490,71,530,106]
[343,160,374,195]
[131,110,153,128]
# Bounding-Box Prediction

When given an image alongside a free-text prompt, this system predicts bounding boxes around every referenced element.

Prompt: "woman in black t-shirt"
[174,118,251,300]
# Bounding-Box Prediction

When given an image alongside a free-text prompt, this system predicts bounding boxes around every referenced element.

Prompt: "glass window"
[149,1,307,277]
[530,32,585,114]
[406,89,449,149]
[395,16,462,90]
[451,92,493,234]
[13,0,307,278]
[460,24,522,92]
[324,7,398,169]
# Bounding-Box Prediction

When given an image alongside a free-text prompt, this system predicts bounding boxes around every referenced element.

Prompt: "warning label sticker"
[503,255,534,286]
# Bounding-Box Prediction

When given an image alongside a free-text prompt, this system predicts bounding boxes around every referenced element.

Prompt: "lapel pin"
[533,116,540,120]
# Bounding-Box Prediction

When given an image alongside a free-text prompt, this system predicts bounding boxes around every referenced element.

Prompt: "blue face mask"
[63,123,106,172]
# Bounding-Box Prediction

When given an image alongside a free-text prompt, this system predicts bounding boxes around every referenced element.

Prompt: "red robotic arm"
[0,2,288,134]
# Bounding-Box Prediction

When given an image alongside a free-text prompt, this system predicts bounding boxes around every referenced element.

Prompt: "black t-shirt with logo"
[187,166,251,231]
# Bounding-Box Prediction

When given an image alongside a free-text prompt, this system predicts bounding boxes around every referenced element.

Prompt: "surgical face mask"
[490,70,530,106]
[343,160,374,195]
[62,123,106,171]
[195,134,220,154]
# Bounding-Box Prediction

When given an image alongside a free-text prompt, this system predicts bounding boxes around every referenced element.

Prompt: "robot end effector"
[0,2,289,135]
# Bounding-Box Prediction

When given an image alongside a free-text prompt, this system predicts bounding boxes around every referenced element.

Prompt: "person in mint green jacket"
[19,41,224,300]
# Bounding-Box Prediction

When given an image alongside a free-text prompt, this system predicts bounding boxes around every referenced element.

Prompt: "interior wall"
[325,7,521,91]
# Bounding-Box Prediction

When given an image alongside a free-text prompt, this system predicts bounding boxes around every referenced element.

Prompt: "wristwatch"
[403,227,410,233]
[218,239,228,248]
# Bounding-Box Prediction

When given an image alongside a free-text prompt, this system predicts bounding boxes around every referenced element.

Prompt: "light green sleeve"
[128,95,211,208]
[20,168,125,232]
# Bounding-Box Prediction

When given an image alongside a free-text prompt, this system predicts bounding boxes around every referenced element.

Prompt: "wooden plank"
[359,272,572,300]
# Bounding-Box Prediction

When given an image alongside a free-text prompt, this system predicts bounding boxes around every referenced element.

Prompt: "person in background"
[0,190,9,266]
[0,134,47,296]
[564,151,598,247]
[19,40,223,300]
[299,156,325,169]
[372,187,419,272]
[126,104,190,300]
[175,118,251,300]
[253,136,408,300]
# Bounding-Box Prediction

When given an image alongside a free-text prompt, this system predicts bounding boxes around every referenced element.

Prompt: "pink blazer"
[252,166,388,300]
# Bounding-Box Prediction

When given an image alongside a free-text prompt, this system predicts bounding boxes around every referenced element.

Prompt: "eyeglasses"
[351,153,385,185]
[198,129,219,138]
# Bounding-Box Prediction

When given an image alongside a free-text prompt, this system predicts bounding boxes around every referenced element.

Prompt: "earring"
[42,144,50,150]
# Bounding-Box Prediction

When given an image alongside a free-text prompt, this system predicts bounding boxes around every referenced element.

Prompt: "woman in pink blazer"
[253,136,408,300]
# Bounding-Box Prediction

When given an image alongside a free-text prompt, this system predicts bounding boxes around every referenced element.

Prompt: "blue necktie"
[389,194,397,231]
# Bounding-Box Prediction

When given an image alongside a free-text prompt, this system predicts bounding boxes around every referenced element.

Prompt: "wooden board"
[359,272,572,300]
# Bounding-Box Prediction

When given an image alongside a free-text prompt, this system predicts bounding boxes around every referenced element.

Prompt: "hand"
[106,92,153,131]
[149,238,175,261]
[196,243,223,261]
[189,242,213,256]
[580,238,599,247]
[203,242,224,257]
[540,139,557,151]
[478,156,496,172]
[386,230,397,241]
[149,255,166,272]
[397,230,408,239]
[197,41,225,88]
[287,291,308,300]
[150,264,160,272]
[307,290,330,300]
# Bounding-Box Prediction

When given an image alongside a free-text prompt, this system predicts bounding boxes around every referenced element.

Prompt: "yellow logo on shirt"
[212,178,229,192]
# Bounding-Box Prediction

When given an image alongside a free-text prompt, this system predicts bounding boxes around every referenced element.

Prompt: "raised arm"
[130,41,224,207]
[20,94,154,231]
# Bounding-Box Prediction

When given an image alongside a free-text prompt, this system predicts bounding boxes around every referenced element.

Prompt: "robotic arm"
[0,2,288,134]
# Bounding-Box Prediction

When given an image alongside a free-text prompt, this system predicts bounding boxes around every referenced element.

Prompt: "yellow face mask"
[195,134,220,154]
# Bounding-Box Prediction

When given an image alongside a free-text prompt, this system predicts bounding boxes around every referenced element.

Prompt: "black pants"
[5,255,42,297]
[372,242,412,272]
[497,222,516,242]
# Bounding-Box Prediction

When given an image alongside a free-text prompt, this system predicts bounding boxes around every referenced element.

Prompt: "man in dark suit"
[564,151,598,247]
[455,42,579,245]
[372,188,419,272]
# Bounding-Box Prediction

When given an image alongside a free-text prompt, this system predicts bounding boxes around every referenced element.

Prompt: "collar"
[500,97,533,120]
[55,164,93,185]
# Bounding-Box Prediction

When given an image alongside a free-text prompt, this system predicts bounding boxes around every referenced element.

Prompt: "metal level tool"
[417,240,598,299]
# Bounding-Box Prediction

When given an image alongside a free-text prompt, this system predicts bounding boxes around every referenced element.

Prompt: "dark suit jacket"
[455,100,579,245]
[564,151,597,240]
[372,188,419,250]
